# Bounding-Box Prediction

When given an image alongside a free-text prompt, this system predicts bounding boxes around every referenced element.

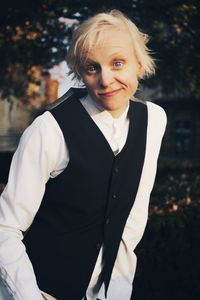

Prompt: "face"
[80,27,141,118]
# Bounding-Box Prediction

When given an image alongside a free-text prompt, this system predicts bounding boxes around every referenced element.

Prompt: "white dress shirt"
[0,94,167,300]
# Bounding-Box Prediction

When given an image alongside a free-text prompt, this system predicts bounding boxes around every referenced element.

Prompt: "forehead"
[84,28,135,61]
[92,27,132,47]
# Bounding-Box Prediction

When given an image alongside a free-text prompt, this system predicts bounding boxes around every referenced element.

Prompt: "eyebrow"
[85,51,126,63]
[83,60,99,67]
[109,50,126,57]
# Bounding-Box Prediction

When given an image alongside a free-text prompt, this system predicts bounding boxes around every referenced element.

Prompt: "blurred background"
[0,1,199,299]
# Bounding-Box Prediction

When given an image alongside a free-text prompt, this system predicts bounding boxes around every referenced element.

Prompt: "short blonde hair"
[66,10,155,79]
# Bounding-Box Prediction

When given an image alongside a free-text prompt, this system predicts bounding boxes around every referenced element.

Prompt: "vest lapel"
[105,100,148,212]
[103,100,148,296]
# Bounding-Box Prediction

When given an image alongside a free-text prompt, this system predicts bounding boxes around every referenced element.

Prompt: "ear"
[137,61,144,79]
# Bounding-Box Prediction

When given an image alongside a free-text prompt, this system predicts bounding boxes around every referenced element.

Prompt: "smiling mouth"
[98,88,121,97]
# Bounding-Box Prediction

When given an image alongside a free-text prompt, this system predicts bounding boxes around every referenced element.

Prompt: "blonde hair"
[66,10,155,79]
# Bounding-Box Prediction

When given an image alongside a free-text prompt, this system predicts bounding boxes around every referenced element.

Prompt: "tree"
[0,0,73,100]
[0,0,199,101]
[136,0,200,98]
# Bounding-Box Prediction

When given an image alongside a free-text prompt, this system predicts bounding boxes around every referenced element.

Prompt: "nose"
[98,69,114,88]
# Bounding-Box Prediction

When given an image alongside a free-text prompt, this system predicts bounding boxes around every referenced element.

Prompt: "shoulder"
[25,111,59,135]
[131,98,167,137]
[146,101,167,127]
[47,87,87,111]
[146,101,166,116]
[131,97,167,126]
[144,101,167,138]
[19,111,63,150]
[15,110,66,171]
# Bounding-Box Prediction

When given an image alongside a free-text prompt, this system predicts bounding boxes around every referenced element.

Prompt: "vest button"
[112,194,117,199]
[114,167,119,173]
[105,218,110,225]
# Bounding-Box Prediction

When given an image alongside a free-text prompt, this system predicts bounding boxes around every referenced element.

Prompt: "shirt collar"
[80,94,130,127]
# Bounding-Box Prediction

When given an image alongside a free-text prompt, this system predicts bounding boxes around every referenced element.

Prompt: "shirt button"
[105,218,110,225]
[96,243,101,250]
[112,194,117,199]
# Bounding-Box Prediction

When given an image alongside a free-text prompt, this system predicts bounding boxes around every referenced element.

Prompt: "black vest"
[24,88,147,300]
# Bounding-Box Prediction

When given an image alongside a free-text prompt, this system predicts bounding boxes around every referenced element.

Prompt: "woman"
[0,10,167,300]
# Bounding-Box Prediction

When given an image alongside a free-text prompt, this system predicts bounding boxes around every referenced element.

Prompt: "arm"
[0,111,68,300]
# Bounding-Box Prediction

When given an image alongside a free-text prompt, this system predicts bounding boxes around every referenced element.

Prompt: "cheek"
[129,79,139,94]
[118,72,138,89]
[83,78,98,92]
[128,70,139,87]
[130,76,139,88]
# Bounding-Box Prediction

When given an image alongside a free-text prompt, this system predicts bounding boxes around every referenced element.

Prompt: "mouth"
[98,88,122,97]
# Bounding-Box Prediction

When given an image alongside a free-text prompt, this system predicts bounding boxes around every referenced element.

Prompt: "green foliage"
[0,1,73,99]
[0,0,200,100]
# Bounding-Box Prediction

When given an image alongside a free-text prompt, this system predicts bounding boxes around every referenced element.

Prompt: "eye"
[85,64,98,74]
[113,61,124,68]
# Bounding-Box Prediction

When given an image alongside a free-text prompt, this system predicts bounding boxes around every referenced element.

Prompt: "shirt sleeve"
[0,111,68,300]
